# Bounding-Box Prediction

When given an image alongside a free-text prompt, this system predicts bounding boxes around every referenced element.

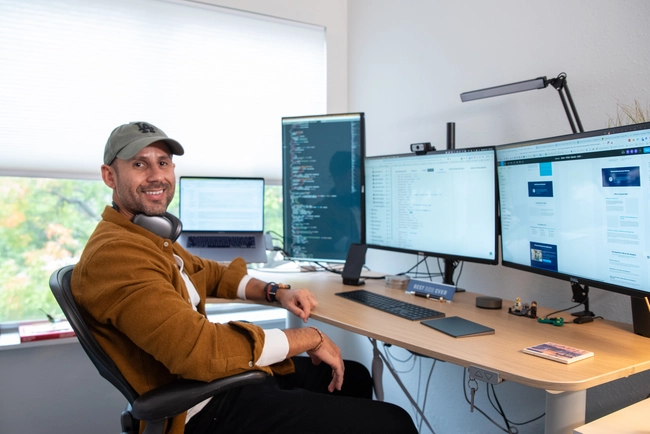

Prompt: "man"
[72,121,417,434]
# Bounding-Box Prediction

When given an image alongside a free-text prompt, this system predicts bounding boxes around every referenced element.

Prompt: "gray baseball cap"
[104,121,184,165]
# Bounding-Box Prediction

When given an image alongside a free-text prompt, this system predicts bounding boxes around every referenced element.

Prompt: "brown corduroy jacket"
[72,206,293,434]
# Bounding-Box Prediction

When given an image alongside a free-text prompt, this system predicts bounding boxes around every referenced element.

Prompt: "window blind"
[0,0,326,182]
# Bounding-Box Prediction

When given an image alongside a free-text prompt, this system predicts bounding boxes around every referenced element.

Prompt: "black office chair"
[49,265,267,434]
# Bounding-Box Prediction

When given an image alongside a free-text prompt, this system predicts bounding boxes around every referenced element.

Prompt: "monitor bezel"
[364,145,499,266]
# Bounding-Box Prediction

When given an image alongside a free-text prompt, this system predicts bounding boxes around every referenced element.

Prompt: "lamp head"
[460,77,548,102]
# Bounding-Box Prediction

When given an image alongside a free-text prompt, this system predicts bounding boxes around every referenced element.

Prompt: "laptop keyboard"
[187,235,256,248]
[336,289,445,321]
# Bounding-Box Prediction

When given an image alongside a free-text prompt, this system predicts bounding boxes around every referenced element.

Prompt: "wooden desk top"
[244,269,650,392]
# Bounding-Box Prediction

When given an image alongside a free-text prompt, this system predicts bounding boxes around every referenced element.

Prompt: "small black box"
[476,296,502,309]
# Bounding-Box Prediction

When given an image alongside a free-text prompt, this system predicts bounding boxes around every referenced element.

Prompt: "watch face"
[265,283,278,302]
[266,283,289,302]
[269,284,279,301]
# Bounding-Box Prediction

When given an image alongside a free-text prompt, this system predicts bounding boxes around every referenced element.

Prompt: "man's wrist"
[264,282,291,302]
[308,326,324,352]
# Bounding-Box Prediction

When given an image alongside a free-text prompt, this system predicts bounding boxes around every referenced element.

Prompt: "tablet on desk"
[421,316,494,338]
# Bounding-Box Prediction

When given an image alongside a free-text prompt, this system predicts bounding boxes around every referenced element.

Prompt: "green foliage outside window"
[0,177,283,323]
[0,177,110,322]
[264,185,283,240]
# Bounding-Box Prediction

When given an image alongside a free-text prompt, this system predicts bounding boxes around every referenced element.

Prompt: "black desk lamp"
[460,72,584,133]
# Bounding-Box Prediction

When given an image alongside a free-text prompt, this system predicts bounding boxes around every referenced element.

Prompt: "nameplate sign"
[406,279,456,301]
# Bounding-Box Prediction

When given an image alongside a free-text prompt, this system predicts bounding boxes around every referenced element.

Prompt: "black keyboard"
[336,290,445,321]
[187,235,256,248]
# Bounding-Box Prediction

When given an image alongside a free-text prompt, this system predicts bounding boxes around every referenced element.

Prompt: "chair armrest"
[131,371,268,422]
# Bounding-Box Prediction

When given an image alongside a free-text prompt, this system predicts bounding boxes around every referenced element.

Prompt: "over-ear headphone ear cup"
[164,212,183,243]
[132,213,182,243]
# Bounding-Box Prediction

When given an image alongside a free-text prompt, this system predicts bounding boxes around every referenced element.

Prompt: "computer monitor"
[281,113,365,263]
[496,122,650,335]
[364,146,499,268]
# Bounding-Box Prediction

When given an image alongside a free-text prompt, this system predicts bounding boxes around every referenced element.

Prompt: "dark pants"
[185,356,417,434]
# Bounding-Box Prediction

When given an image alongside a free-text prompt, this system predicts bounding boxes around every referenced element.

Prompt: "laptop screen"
[179,177,264,232]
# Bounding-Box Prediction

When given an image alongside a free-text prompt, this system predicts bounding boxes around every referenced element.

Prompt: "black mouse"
[573,316,594,324]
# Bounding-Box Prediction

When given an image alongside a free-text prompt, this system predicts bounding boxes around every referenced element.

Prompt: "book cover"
[18,320,76,342]
[421,316,495,338]
[523,342,594,364]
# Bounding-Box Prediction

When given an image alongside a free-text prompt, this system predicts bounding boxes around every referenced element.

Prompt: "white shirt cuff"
[237,275,253,300]
[256,329,289,367]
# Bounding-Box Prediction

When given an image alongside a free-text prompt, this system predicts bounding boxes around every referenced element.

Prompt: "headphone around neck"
[112,202,183,243]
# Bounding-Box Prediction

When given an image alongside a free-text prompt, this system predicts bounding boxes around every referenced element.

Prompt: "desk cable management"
[372,339,437,434]
[375,338,546,434]
[398,254,465,286]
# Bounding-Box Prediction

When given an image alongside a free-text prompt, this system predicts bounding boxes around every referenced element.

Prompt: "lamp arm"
[562,82,584,132]
[545,73,584,133]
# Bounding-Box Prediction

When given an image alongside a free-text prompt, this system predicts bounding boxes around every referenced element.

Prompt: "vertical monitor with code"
[281,113,365,262]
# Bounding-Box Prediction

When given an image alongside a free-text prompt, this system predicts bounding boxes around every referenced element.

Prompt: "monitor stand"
[570,283,595,318]
[631,296,650,338]
[443,258,465,292]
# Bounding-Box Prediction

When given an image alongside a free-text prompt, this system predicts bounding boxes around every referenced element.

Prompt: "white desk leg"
[545,389,586,434]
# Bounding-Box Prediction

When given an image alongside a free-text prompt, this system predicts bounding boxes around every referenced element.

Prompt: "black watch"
[267,283,280,303]
[265,282,290,303]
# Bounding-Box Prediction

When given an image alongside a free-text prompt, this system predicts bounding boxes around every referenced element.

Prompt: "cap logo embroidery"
[134,122,156,134]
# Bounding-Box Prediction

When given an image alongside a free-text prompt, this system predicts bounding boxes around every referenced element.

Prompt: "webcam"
[410,142,435,155]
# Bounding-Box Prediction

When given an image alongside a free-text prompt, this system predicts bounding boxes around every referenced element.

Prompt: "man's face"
[101,141,176,219]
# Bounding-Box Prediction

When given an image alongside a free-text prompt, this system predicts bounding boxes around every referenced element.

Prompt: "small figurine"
[509,297,538,319]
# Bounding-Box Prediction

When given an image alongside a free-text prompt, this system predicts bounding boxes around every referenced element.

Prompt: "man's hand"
[306,331,344,392]
[277,288,318,323]
[284,327,344,392]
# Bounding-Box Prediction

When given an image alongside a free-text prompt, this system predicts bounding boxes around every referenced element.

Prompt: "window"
[0,177,109,322]
[0,176,284,323]
[0,0,324,323]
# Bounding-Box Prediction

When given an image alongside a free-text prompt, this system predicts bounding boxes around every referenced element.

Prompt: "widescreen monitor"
[364,146,498,265]
[281,113,365,263]
[496,121,650,303]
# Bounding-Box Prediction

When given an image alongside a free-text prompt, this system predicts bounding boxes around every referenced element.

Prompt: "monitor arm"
[570,282,595,318]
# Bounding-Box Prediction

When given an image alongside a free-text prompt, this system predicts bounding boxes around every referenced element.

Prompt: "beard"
[115,181,175,216]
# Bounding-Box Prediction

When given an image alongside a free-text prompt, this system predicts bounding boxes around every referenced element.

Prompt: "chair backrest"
[49,265,139,404]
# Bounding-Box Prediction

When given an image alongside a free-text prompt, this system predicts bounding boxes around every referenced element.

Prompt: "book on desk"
[523,342,594,364]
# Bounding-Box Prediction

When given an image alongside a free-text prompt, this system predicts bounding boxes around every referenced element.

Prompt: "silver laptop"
[178,177,267,263]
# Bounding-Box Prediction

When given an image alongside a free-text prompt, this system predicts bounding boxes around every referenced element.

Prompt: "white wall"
[348,0,650,432]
